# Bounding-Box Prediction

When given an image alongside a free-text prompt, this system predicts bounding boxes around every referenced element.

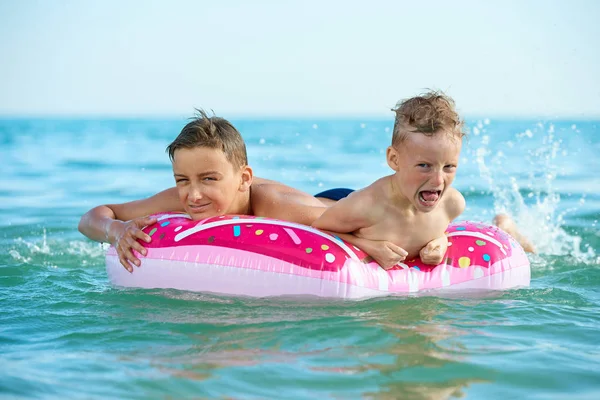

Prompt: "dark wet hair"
[166,109,248,168]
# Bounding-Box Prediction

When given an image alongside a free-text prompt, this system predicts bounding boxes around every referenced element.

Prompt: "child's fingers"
[129,238,148,257]
[133,229,152,245]
[132,217,156,242]
[379,258,398,270]
[118,241,141,268]
[423,244,440,255]
[142,216,158,226]
[421,249,444,265]
[386,242,408,257]
[124,247,141,267]
[131,217,155,231]
[119,255,134,273]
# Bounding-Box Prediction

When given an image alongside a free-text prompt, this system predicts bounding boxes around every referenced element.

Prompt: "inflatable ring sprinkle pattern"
[106,213,531,299]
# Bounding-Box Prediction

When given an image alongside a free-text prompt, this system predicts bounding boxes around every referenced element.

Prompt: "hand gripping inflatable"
[106,214,530,299]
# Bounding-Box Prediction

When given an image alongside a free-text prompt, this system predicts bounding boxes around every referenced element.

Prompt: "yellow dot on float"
[458,257,471,268]
[321,244,329,250]
[255,229,264,235]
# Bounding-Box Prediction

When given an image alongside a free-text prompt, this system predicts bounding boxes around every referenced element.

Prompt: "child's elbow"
[77,215,88,235]
[310,217,326,230]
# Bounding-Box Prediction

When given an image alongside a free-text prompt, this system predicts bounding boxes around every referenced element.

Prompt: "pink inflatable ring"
[106,213,531,299]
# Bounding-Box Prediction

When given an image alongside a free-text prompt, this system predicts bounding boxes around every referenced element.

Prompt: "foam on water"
[470,119,596,263]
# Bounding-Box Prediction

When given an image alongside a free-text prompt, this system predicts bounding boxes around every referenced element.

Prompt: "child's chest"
[358,207,450,255]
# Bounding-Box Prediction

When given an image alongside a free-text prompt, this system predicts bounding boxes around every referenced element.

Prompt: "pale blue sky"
[1,0,599,117]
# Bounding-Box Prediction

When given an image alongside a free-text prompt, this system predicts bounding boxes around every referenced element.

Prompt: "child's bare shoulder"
[338,178,389,215]
[363,176,394,201]
[443,187,466,219]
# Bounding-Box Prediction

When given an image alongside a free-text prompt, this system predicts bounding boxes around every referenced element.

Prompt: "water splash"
[472,120,594,261]
[9,228,107,266]
[14,228,51,255]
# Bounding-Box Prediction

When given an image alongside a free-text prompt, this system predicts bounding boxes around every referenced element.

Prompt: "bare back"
[250,177,329,226]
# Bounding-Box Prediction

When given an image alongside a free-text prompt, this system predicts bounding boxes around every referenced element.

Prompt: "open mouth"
[418,190,442,207]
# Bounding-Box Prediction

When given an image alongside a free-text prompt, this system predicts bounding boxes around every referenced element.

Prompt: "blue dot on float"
[456,226,466,231]
[412,266,420,270]
[483,254,491,262]
[160,221,170,227]
[232,217,241,236]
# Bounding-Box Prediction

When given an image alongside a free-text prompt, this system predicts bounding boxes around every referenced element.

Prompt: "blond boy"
[312,91,466,268]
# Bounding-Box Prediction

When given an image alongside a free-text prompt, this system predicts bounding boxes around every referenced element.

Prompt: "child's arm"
[333,232,408,269]
[446,187,466,220]
[311,195,368,233]
[78,187,182,272]
[312,194,408,269]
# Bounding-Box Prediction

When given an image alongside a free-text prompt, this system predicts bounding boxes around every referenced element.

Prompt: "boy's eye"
[203,177,217,181]
[418,163,430,168]
[444,165,457,171]
[175,178,188,184]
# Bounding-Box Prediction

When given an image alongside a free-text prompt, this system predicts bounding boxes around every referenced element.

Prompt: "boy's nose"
[189,186,203,202]
[431,171,444,186]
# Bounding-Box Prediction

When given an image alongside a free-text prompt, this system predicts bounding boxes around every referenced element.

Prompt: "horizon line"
[1,111,600,121]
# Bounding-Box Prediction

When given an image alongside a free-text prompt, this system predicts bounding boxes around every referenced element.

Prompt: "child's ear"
[238,165,253,192]
[386,146,399,171]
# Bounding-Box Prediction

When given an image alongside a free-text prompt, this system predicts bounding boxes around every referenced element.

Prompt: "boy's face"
[386,132,461,213]
[172,146,252,220]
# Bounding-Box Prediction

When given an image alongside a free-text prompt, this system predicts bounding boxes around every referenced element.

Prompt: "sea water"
[1,117,598,399]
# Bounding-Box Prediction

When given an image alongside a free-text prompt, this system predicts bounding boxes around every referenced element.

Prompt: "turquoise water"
[1,117,599,399]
